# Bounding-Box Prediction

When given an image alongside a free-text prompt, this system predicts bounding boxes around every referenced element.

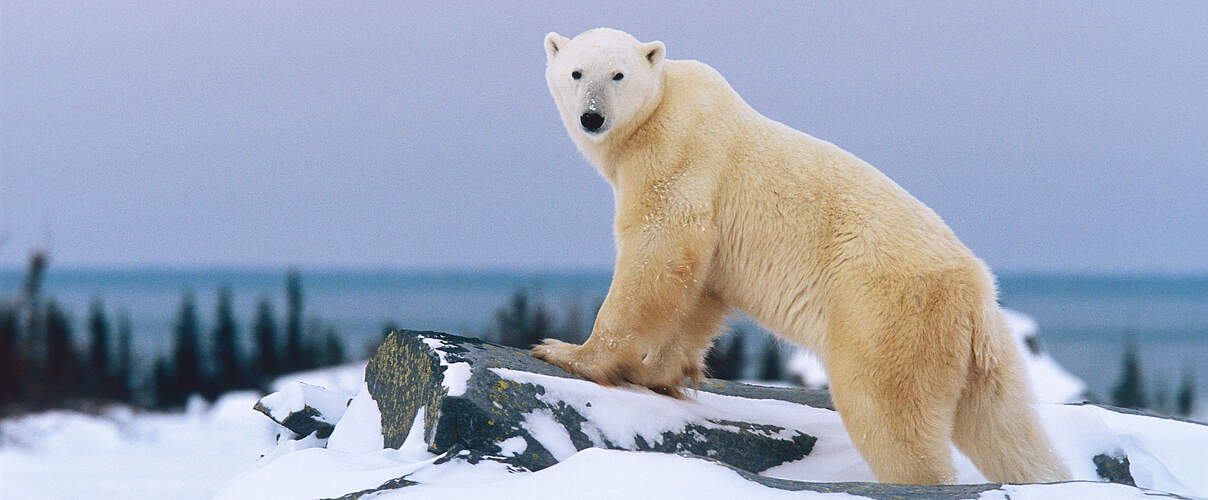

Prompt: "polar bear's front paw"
[634,350,703,400]
[531,338,576,365]
[531,338,632,387]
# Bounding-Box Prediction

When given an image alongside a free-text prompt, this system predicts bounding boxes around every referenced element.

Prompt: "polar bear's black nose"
[580,112,605,132]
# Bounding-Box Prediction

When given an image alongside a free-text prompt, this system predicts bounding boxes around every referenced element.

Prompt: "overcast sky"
[2,1,1206,273]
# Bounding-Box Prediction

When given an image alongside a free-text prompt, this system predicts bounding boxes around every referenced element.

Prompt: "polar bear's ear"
[643,40,666,66]
[545,32,569,60]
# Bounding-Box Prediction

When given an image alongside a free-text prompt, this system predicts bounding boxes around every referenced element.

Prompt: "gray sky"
[2,1,1206,273]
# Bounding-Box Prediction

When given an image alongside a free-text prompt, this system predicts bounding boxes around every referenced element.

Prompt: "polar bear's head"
[544,28,666,145]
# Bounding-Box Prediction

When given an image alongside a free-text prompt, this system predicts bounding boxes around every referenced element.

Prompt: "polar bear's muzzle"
[580,112,606,133]
[578,84,608,134]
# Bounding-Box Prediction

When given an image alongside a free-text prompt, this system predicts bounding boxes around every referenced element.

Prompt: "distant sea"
[1,268,1205,403]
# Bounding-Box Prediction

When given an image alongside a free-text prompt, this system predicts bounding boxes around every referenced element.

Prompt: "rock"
[1093,453,1136,486]
[254,382,353,439]
[365,329,832,474]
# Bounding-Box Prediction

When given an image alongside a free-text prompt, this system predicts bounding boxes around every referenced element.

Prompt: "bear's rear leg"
[828,366,960,484]
[952,316,1070,483]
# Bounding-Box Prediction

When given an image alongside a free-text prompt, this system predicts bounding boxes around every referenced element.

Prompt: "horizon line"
[2,264,1208,281]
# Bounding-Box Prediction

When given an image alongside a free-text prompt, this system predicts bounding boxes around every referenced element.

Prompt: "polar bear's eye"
[571,71,582,80]
[613,73,624,81]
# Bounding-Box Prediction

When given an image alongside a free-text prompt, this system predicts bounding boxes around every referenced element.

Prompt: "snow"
[257,381,352,425]
[215,445,436,500]
[419,336,473,396]
[1000,309,1088,403]
[990,482,1175,500]
[0,392,276,500]
[498,435,528,456]
[521,409,577,460]
[1088,405,1208,496]
[325,377,385,454]
[785,349,828,388]
[1032,404,1208,498]
[494,367,823,452]
[783,308,1088,404]
[390,448,863,500]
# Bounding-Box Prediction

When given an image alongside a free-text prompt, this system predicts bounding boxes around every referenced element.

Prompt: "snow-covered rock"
[362,330,831,475]
[226,329,1208,499]
[784,308,1088,404]
[253,382,353,439]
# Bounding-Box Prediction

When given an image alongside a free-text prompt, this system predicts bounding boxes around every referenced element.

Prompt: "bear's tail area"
[952,301,1072,484]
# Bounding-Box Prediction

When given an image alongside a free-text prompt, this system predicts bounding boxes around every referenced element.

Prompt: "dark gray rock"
[1093,453,1136,486]
[365,329,831,474]
[253,401,337,439]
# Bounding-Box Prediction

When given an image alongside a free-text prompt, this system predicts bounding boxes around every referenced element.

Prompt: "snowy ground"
[0,363,367,500]
[0,393,275,499]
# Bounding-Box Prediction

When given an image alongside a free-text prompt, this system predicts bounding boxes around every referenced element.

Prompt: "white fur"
[533,28,1070,485]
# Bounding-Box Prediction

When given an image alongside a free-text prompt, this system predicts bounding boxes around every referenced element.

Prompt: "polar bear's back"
[655,60,988,339]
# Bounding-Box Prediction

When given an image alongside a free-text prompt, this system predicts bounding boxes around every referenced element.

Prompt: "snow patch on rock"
[420,336,472,396]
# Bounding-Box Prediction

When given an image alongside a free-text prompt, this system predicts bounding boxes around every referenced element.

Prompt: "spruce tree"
[557,298,586,343]
[44,300,78,403]
[727,329,747,380]
[1176,365,1196,417]
[114,309,133,403]
[301,316,325,371]
[1110,336,1147,410]
[285,270,303,373]
[212,285,241,394]
[251,296,279,384]
[494,289,552,349]
[759,339,784,382]
[173,290,203,401]
[531,300,553,345]
[705,332,744,380]
[153,356,178,409]
[20,253,47,382]
[319,328,347,367]
[1153,378,1170,415]
[0,305,21,409]
[87,298,111,398]
[494,290,530,348]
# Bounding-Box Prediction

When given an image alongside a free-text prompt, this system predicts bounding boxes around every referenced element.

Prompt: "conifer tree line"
[1110,335,1197,416]
[0,253,349,416]
[2,252,1198,418]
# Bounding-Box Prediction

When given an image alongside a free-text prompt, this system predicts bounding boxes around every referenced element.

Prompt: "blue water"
[1,268,1205,402]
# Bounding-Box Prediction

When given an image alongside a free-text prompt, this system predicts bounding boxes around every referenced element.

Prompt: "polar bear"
[532,28,1070,485]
